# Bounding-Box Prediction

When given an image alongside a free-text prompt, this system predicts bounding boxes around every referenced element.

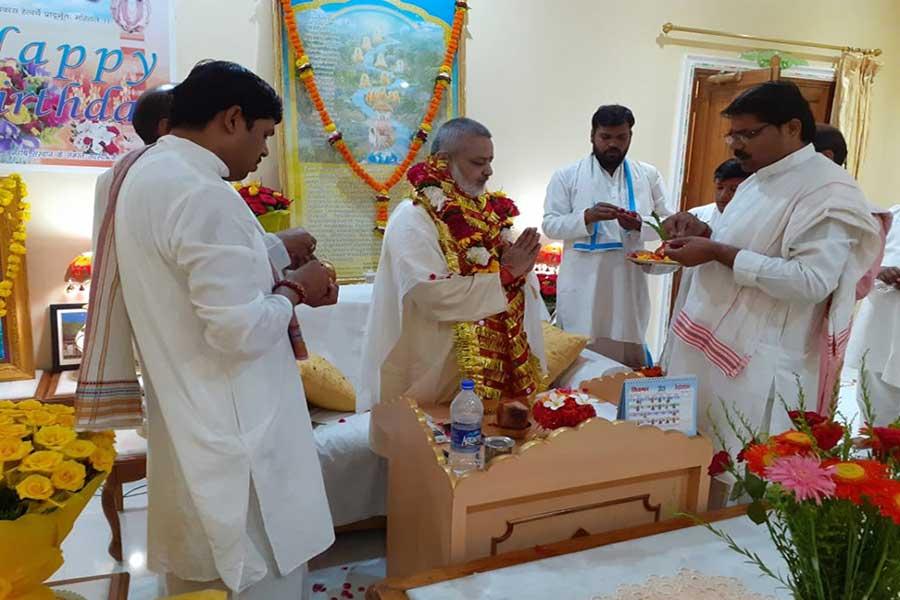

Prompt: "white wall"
[17,0,900,368]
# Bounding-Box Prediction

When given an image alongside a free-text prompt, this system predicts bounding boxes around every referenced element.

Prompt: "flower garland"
[0,175,30,319]
[278,0,469,233]
[408,156,542,402]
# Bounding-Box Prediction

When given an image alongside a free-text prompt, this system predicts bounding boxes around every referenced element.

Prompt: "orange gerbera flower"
[872,481,900,525]
[772,430,815,456]
[744,443,778,477]
[823,459,889,505]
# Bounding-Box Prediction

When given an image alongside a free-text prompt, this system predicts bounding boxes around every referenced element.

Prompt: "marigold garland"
[0,175,29,319]
[279,0,469,233]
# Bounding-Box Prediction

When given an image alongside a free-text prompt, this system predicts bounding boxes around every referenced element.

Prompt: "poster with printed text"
[0,0,172,169]
[278,0,463,280]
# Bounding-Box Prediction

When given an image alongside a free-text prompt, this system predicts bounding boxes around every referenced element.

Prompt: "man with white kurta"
[543,105,671,368]
[661,159,749,367]
[662,81,883,453]
[846,205,900,425]
[359,118,547,412]
[78,61,338,598]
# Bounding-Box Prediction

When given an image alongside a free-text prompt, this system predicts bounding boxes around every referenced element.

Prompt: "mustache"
[734,150,751,160]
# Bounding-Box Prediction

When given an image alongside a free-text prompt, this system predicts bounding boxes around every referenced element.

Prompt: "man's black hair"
[722,81,815,143]
[170,60,282,129]
[813,123,848,166]
[591,104,635,131]
[714,158,750,181]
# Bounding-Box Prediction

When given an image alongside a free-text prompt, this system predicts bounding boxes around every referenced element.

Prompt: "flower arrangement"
[535,243,561,314]
[0,398,116,598]
[0,58,70,155]
[703,372,900,599]
[234,181,294,233]
[532,388,597,431]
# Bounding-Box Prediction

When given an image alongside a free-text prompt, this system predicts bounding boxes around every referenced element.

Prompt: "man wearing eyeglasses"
[542,105,671,368]
[660,81,883,454]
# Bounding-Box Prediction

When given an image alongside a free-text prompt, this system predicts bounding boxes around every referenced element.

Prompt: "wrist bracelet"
[274,279,306,305]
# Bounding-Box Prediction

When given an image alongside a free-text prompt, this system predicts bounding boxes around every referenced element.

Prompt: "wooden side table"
[102,429,148,562]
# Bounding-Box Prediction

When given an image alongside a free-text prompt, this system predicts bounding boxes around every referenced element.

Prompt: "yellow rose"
[63,439,96,460]
[89,447,115,472]
[33,425,77,450]
[0,400,15,410]
[15,474,54,500]
[16,399,43,411]
[22,410,55,427]
[20,450,64,472]
[55,415,75,428]
[89,432,116,450]
[0,423,29,439]
[0,414,12,425]
[51,460,86,492]
[0,438,30,461]
[46,404,75,415]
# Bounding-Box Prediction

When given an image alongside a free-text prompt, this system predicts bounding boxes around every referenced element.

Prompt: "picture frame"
[50,303,88,372]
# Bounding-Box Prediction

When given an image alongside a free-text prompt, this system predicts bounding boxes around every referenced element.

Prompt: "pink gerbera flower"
[765,454,836,505]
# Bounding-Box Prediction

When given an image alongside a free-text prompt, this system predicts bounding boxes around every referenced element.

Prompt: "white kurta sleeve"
[264,233,291,272]
[636,166,672,244]
[168,184,295,359]
[732,219,853,304]
[388,203,509,322]
[542,170,590,240]
[649,166,672,218]
[92,169,113,254]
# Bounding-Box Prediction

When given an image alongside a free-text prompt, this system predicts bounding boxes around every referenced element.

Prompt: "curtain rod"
[661,23,882,57]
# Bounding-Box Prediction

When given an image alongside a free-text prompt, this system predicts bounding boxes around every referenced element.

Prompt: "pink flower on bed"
[765,454,836,505]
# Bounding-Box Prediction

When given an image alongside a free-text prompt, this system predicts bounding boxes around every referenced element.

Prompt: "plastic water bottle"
[449,379,484,475]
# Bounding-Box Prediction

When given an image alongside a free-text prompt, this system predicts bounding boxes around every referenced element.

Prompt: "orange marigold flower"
[743,443,777,477]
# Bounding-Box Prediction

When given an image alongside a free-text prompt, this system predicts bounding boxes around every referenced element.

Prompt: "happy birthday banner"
[0,0,173,169]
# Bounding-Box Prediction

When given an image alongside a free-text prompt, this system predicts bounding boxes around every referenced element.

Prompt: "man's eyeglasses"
[724,123,774,145]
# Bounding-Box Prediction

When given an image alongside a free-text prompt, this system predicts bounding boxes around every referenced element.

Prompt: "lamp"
[65,252,92,292]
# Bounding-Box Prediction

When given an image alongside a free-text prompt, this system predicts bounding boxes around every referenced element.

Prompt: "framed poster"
[275,0,465,280]
[0,0,174,170]
[50,303,87,371]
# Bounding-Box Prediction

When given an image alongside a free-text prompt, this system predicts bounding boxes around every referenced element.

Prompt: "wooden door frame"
[651,55,835,354]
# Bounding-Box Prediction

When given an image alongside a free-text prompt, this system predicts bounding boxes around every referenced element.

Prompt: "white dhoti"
[165,484,309,600]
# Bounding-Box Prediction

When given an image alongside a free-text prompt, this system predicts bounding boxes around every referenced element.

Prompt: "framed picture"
[50,304,88,372]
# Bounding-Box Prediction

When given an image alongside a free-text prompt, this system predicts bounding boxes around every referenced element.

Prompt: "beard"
[450,162,486,197]
[594,146,627,172]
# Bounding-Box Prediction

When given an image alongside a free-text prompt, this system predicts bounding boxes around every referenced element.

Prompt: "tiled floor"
[51,370,864,599]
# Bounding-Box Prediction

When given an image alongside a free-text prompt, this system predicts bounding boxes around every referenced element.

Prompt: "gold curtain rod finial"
[662,22,673,34]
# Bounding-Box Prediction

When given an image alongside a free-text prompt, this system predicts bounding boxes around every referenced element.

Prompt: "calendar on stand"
[618,376,698,436]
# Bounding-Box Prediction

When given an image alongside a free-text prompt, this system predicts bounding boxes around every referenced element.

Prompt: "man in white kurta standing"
[662,81,883,453]
[359,118,547,412]
[846,204,900,425]
[661,159,749,367]
[542,105,671,368]
[80,61,338,599]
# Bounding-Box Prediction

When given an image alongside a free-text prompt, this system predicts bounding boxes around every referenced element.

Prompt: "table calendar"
[618,376,698,436]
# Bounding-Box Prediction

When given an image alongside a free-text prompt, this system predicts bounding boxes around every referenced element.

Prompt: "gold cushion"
[298,355,355,412]
[542,322,589,386]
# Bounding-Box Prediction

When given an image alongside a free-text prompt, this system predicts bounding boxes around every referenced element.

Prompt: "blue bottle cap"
[460,379,475,391]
